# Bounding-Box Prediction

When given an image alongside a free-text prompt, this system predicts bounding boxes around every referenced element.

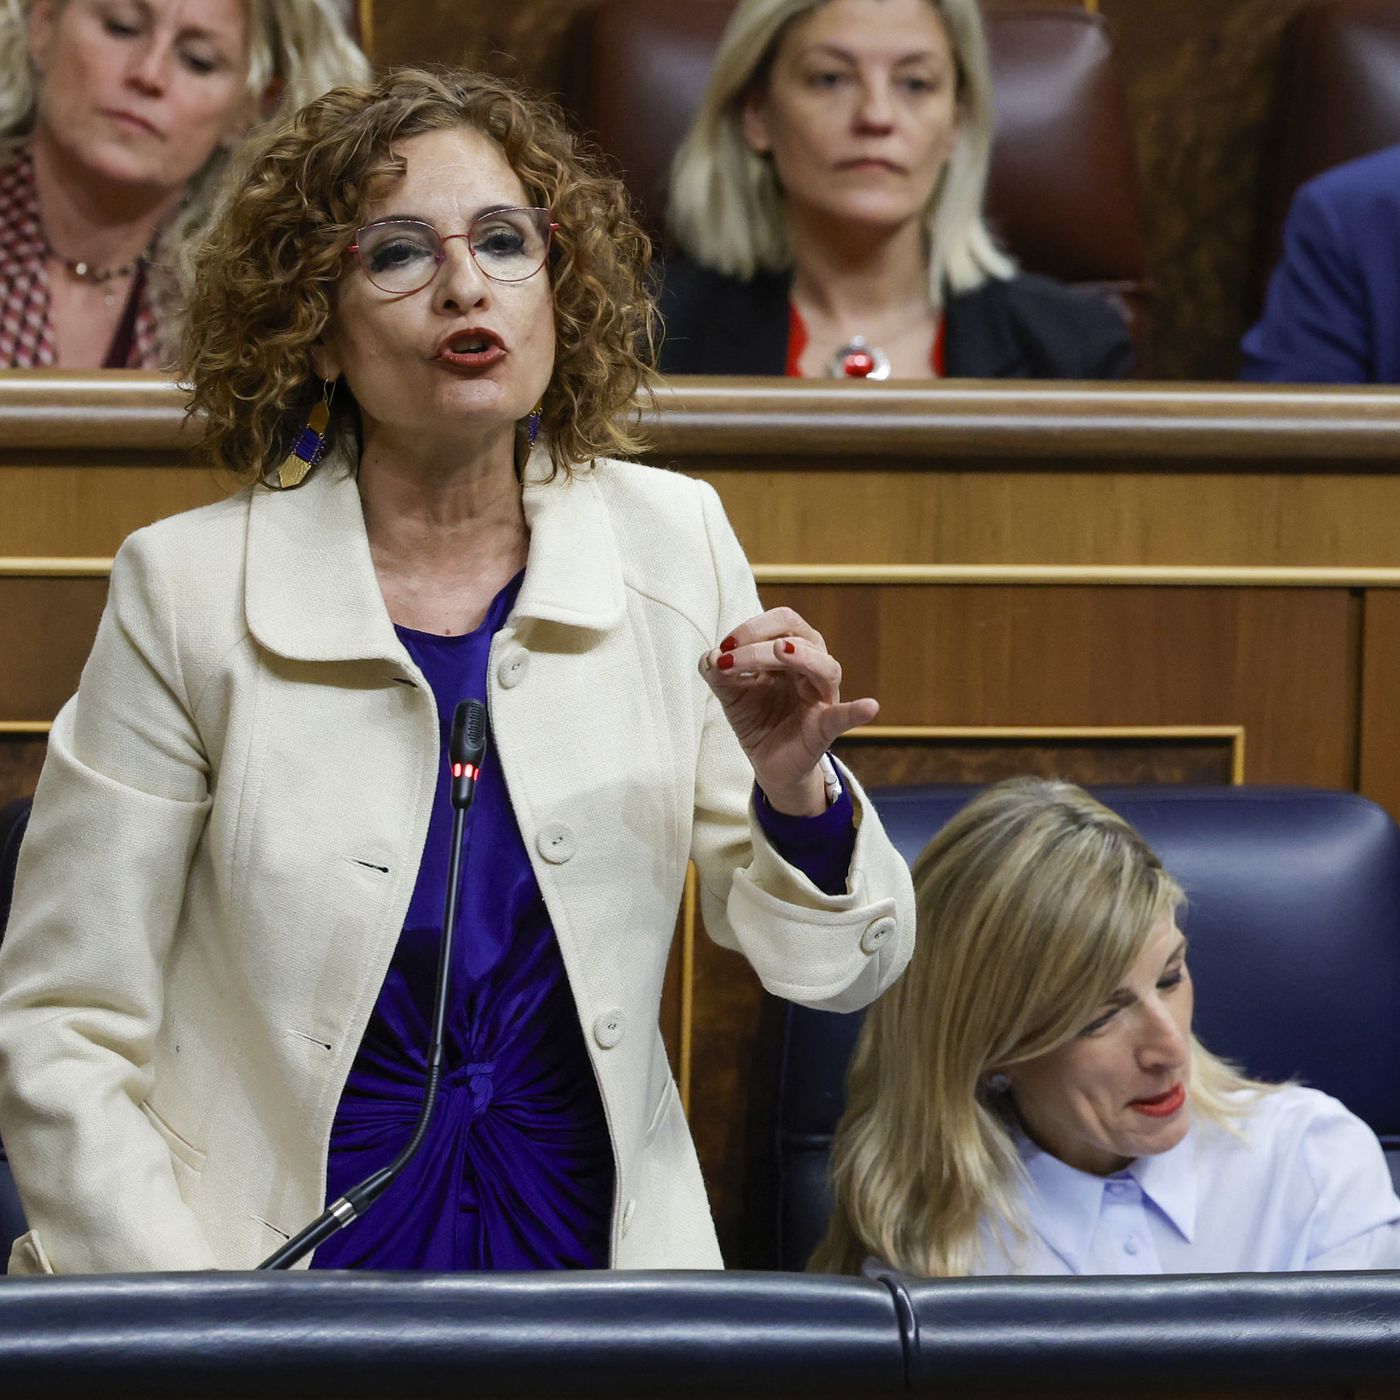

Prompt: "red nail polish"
[720,636,738,653]
[783,641,796,654]
[717,653,735,671]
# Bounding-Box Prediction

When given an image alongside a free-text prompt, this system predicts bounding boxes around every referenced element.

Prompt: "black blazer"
[656,260,1133,379]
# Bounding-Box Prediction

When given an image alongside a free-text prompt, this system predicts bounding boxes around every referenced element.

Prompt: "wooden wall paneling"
[770,585,1356,786]
[1359,588,1400,821]
[0,466,225,557]
[0,577,109,723]
[1097,0,1311,380]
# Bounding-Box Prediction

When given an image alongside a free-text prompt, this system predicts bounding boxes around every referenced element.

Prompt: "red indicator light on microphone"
[451,763,479,781]
[452,763,464,778]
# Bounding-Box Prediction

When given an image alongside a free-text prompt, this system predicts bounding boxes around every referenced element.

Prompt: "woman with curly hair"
[0,67,915,1274]
[0,0,366,368]
[812,779,1400,1277]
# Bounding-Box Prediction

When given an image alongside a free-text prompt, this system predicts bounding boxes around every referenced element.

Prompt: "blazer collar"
[244,445,625,664]
[514,446,626,632]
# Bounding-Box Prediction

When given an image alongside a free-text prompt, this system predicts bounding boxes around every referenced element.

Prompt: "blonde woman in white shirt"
[813,777,1400,1277]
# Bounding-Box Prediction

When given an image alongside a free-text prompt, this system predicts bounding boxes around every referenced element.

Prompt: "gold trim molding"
[754,564,1400,588]
[0,722,52,735]
[11,558,1400,589]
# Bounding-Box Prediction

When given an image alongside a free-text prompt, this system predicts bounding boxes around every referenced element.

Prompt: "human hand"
[699,607,878,816]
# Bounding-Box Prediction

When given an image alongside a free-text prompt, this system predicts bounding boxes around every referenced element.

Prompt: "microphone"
[259,697,488,1270]
[450,697,486,809]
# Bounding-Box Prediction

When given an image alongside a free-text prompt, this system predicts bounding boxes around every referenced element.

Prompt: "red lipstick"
[434,327,506,370]
[1130,1083,1186,1118]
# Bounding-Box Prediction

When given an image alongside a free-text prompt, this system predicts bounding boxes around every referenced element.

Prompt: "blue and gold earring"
[526,402,543,447]
[278,380,335,488]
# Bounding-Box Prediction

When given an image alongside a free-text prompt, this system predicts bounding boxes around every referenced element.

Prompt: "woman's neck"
[31,129,179,270]
[785,205,929,324]
[358,426,530,634]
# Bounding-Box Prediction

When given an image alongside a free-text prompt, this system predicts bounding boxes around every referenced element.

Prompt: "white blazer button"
[593,1009,625,1048]
[860,916,896,955]
[536,822,577,864]
[621,1198,637,1236]
[497,648,529,689]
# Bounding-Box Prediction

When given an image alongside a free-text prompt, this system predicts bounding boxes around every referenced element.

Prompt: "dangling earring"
[985,1072,1011,1094]
[526,402,543,447]
[278,380,334,489]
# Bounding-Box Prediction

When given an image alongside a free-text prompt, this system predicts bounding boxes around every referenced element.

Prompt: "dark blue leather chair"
[0,795,33,1272]
[775,784,1400,1271]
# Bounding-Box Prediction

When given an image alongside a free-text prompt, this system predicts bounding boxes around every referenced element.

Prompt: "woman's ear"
[27,0,57,74]
[740,90,773,156]
[311,343,341,383]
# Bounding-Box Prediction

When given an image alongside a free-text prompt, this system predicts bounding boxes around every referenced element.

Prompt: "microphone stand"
[259,699,488,1270]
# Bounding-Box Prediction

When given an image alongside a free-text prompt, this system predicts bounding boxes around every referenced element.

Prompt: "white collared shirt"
[973,1085,1400,1275]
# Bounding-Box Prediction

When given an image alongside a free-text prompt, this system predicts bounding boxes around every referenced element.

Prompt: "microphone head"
[450,698,488,768]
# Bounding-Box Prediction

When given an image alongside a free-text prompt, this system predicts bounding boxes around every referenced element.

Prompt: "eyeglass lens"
[355,209,551,293]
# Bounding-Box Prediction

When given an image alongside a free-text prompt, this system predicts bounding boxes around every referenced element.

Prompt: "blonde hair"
[668,0,1014,303]
[0,0,370,359]
[811,778,1272,1278]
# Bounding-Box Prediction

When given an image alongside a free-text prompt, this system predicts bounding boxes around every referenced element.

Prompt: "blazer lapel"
[243,459,403,666]
[513,447,626,633]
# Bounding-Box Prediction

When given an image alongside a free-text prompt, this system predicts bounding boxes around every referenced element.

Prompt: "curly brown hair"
[181,67,657,483]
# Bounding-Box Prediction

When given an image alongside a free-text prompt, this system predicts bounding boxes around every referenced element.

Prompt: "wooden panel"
[776,585,1355,785]
[0,466,226,556]
[1360,589,1400,821]
[1099,0,1311,380]
[0,578,109,721]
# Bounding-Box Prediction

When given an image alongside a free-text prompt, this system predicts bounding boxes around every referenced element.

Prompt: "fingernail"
[717,653,735,671]
[720,636,738,653]
[783,641,796,654]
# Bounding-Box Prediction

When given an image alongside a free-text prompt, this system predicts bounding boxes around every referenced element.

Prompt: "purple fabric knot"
[447,1060,496,1118]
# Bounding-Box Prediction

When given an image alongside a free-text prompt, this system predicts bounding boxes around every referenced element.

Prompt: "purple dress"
[311,572,855,1270]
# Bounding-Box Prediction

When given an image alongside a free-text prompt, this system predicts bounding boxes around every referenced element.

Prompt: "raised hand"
[699,606,878,817]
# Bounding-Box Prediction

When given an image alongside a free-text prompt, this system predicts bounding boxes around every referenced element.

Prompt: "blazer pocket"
[140,1097,207,1187]
[8,1227,54,1275]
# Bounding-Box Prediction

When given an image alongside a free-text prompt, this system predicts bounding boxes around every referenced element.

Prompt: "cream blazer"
[0,452,915,1274]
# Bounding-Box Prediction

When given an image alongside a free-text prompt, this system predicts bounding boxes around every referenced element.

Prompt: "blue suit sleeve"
[1242,182,1373,383]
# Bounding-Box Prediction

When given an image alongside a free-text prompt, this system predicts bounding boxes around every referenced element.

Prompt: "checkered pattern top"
[0,148,159,368]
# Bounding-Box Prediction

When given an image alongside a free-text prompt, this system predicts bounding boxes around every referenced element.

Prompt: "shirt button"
[1123,1236,1140,1256]
[621,1198,637,1236]
[594,1009,625,1049]
[497,648,529,689]
[1108,1180,1130,1196]
[536,822,576,865]
[860,916,896,955]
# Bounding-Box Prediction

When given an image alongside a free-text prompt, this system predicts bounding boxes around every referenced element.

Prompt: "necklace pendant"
[826,336,892,380]
[73,261,89,278]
